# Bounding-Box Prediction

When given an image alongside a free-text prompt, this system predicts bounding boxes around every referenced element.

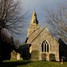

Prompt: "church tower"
[27,11,41,36]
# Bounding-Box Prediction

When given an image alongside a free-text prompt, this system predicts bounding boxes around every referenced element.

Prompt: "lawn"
[0,60,67,67]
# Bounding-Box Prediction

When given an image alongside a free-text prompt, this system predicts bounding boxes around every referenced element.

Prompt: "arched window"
[42,40,49,52]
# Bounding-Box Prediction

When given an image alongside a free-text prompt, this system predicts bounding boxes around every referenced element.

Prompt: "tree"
[0,0,26,61]
[14,39,21,49]
[45,4,67,43]
[0,0,25,35]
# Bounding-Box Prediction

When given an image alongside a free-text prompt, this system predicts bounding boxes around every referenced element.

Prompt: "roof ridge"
[28,27,40,38]
[30,27,46,43]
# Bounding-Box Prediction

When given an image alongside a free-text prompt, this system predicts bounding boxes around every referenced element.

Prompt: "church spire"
[27,11,41,37]
[30,11,38,25]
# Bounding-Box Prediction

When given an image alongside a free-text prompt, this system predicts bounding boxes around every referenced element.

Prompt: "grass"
[0,60,67,67]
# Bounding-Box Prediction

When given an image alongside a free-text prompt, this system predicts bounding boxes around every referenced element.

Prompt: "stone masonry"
[26,11,59,61]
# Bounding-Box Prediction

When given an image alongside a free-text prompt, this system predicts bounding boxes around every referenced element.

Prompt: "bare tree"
[0,0,28,61]
[45,4,67,43]
[0,0,26,35]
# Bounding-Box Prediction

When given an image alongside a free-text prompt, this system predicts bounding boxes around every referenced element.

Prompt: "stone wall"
[27,11,59,61]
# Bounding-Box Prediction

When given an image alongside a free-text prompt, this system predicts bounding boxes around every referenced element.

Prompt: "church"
[26,11,59,61]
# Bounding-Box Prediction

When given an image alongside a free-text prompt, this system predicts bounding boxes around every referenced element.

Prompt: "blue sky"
[17,0,67,43]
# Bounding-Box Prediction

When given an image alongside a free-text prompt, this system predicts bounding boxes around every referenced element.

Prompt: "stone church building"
[26,11,59,61]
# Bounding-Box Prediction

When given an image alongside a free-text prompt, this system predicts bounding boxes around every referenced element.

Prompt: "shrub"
[41,53,46,61]
[49,54,56,61]
[31,50,39,61]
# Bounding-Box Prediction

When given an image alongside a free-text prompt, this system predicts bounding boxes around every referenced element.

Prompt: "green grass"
[0,60,67,67]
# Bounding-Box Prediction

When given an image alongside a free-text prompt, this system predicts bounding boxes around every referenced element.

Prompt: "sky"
[17,0,67,43]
